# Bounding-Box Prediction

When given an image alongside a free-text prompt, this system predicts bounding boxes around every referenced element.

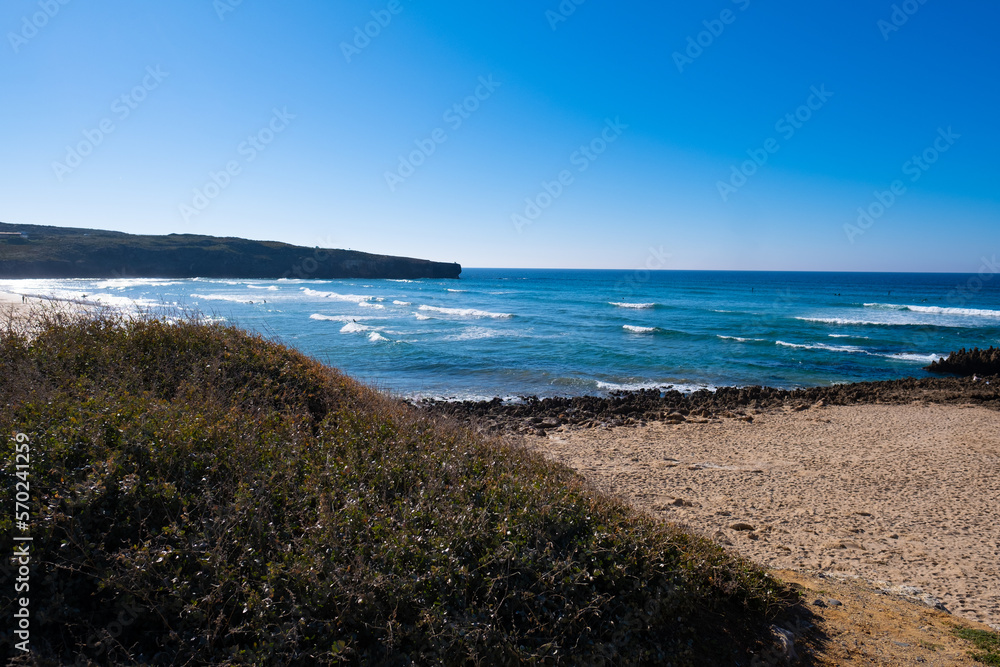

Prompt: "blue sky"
[1,0,997,271]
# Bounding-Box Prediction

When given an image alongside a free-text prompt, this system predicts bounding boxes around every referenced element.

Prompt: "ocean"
[5,269,1000,400]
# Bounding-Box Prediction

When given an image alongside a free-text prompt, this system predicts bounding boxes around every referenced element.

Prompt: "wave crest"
[417,305,512,319]
[610,302,656,309]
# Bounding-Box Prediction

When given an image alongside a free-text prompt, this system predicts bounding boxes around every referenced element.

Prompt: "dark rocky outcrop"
[925,347,1000,377]
[0,222,461,280]
[412,377,1000,436]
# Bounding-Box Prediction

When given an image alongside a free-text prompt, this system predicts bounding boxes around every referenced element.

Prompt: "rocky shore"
[926,346,1000,377]
[410,375,1000,436]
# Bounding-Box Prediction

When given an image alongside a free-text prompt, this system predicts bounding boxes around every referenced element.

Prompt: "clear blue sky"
[2,0,997,271]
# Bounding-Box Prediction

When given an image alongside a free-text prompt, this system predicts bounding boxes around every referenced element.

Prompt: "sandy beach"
[0,290,32,322]
[532,402,1000,631]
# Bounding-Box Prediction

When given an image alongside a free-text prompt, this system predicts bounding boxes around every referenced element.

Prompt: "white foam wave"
[446,289,467,293]
[368,332,389,342]
[340,322,372,334]
[310,314,376,323]
[865,303,1000,318]
[301,288,374,302]
[776,341,866,353]
[392,300,411,306]
[718,335,766,342]
[778,340,940,363]
[880,352,943,363]
[417,305,512,319]
[610,302,656,309]
[190,293,255,303]
[247,285,279,291]
[94,278,183,289]
[446,327,504,341]
[358,302,385,309]
[797,316,966,329]
[595,380,715,393]
[623,325,657,333]
[413,313,431,320]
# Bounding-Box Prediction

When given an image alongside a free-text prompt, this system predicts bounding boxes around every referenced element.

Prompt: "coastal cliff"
[0,222,461,280]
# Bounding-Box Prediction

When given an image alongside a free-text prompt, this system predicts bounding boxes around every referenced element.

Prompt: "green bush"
[1,312,789,665]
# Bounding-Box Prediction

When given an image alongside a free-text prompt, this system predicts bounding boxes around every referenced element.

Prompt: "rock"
[410,375,1000,439]
[925,346,1000,376]
[827,598,843,607]
[768,625,798,665]
[812,599,826,607]
[672,498,694,507]
[729,522,756,532]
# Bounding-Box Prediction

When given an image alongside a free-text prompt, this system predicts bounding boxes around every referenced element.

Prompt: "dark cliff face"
[0,223,461,280]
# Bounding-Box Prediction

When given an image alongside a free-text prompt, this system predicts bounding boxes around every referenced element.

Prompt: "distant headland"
[0,222,461,280]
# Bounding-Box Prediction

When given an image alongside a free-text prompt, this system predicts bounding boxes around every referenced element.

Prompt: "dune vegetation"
[0,310,791,665]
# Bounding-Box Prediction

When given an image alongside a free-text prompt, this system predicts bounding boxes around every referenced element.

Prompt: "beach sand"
[0,290,32,322]
[0,289,105,327]
[532,402,1000,632]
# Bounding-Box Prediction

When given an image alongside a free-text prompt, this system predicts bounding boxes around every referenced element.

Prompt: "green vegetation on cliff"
[0,222,461,280]
[0,312,790,664]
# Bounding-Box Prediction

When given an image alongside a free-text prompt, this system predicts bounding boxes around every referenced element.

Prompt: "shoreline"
[412,374,999,436]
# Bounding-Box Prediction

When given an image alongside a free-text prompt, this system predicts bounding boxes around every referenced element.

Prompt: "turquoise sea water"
[5,269,1000,399]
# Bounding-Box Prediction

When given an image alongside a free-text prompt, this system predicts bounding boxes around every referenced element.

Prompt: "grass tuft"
[953,626,1000,666]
